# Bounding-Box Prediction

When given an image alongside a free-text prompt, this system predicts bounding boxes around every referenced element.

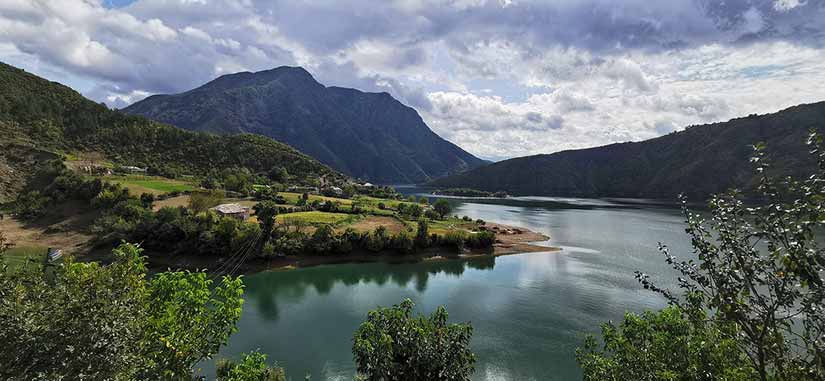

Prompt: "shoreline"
[145,223,559,274]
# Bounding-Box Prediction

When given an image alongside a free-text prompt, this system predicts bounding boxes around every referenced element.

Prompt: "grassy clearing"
[279,192,354,205]
[427,217,481,236]
[105,175,197,195]
[352,196,420,210]
[3,245,48,270]
[276,211,360,226]
[152,195,191,211]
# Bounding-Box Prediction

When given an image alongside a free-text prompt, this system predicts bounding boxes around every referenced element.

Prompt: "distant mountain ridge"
[431,102,825,199]
[125,66,485,183]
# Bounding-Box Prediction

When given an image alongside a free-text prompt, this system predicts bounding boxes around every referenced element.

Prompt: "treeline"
[433,188,508,198]
[267,220,495,257]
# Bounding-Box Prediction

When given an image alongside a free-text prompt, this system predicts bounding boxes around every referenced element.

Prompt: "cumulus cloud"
[2,0,825,160]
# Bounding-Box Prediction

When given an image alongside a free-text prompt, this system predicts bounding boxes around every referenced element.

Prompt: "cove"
[204,195,694,380]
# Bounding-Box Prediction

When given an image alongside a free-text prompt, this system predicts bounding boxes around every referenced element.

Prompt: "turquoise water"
[207,196,693,380]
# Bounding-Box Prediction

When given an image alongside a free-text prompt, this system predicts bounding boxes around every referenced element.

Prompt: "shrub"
[353,299,475,380]
[465,231,495,249]
[216,351,286,381]
[441,231,466,253]
[389,231,414,254]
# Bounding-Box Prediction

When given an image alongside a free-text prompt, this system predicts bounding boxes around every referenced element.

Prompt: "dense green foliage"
[433,188,508,198]
[124,66,485,183]
[432,102,825,198]
[216,351,286,381]
[577,305,754,380]
[353,299,475,380]
[0,61,339,200]
[12,159,112,219]
[0,243,244,380]
[578,133,825,380]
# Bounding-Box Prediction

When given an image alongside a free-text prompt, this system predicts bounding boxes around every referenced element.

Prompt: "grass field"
[105,175,197,195]
[3,245,48,270]
[276,211,361,226]
[427,217,481,235]
[279,192,354,205]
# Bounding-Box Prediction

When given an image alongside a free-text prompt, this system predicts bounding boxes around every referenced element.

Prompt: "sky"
[2,0,825,161]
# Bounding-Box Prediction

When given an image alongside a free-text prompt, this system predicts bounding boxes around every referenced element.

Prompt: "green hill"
[0,62,340,202]
[431,102,825,199]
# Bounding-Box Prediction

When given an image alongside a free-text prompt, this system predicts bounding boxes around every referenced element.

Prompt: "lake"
[205,194,694,380]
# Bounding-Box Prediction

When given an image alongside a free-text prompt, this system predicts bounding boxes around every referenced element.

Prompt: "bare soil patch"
[347,216,410,234]
[0,202,96,256]
[153,195,191,211]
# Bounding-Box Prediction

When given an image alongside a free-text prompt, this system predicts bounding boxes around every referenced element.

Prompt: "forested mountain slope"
[0,62,338,201]
[431,102,825,199]
[124,66,485,183]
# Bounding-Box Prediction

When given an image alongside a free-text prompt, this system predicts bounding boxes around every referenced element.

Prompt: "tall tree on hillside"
[253,200,279,256]
[578,133,825,380]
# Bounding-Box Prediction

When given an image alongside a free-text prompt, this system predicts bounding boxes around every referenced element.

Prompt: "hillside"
[124,66,485,184]
[431,102,825,199]
[0,62,339,202]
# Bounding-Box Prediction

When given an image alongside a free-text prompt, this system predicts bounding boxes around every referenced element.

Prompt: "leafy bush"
[441,231,466,253]
[389,231,414,254]
[216,351,286,381]
[0,243,244,380]
[353,299,475,380]
[465,231,495,249]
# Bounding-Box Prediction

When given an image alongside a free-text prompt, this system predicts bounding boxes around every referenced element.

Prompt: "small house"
[122,165,147,173]
[331,186,343,196]
[211,203,251,220]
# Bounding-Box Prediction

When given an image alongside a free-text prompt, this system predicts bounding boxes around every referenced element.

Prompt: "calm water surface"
[206,194,694,380]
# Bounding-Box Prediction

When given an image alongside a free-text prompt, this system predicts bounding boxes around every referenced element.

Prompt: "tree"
[433,199,451,220]
[353,299,475,380]
[579,132,825,380]
[189,189,225,213]
[268,166,289,182]
[405,204,423,219]
[0,243,244,380]
[140,192,155,209]
[216,351,286,381]
[253,200,279,256]
[415,219,430,248]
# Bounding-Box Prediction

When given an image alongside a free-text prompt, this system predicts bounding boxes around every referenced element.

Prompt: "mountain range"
[431,102,825,199]
[124,67,485,184]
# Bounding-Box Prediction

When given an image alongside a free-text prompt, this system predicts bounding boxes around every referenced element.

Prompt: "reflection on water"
[244,256,496,322]
[207,191,695,380]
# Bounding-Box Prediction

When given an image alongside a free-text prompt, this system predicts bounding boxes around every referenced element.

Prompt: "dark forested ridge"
[0,62,338,201]
[431,102,825,199]
[124,66,486,184]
